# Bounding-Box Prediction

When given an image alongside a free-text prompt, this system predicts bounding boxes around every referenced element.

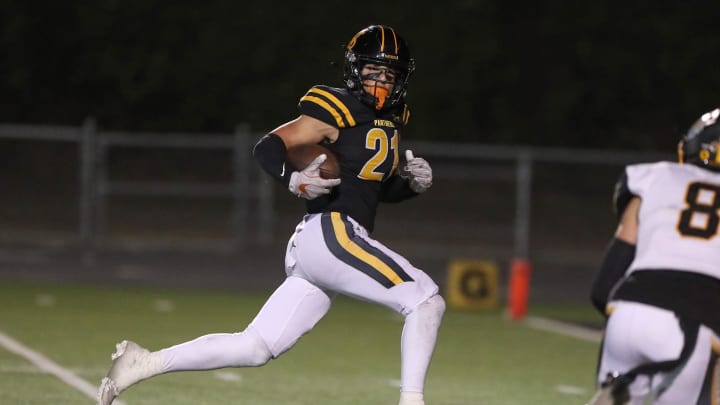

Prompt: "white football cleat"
[97,340,163,405]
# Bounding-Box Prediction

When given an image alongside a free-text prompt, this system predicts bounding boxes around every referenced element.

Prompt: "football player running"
[587,108,720,404]
[97,25,444,405]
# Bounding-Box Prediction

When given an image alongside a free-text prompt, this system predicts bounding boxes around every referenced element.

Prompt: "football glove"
[403,150,432,193]
[288,154,341,200]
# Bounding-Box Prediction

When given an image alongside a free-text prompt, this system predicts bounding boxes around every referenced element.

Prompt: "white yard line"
[0,330,127,405]
[524,316,600,399]
[524,315,603,343]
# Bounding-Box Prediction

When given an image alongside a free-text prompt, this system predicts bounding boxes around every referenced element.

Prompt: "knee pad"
[236,328,273,367]
[412,294,446,324]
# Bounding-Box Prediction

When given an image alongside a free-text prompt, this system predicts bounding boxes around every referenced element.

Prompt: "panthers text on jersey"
[616,161,720,279]
[297,85,412,232]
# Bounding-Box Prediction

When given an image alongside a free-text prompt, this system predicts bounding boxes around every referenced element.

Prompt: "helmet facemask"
[363,78,390,110]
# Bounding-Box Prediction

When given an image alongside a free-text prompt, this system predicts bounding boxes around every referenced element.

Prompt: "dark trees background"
[2,0,720,150]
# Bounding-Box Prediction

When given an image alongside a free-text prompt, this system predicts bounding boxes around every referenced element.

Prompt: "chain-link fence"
[0,122,671,306]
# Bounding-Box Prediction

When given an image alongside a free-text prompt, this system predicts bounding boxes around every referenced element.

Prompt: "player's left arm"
[380,175,417,202]
[381,149,432,202]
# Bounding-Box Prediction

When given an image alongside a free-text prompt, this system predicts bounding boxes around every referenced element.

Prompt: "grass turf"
[0,281,601,404]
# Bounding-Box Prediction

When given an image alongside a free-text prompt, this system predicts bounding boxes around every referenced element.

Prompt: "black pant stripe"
[320,212,412,288]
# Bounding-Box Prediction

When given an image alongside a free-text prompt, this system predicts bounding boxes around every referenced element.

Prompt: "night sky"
[2,1,720,150]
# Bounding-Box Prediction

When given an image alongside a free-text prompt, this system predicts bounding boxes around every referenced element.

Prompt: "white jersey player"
[588,108,720,405]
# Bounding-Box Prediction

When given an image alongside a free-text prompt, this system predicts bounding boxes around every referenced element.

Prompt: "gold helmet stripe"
[379,26,386,53]
[379,26,399,55]
[347,28,364,50]
[388,26,398,55]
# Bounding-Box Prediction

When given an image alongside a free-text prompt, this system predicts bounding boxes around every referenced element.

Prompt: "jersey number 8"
[677,182,720,239]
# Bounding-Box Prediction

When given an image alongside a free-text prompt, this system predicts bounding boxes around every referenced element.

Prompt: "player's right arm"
[589,172,639,316]
[270,114,339,148]
[254,84,344,182]
[253,114,340,198]
[614,197,639,244]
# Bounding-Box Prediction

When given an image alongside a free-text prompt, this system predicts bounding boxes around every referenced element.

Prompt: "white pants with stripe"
[249,212,440,357]
[597,301,720,404]
[159,212,442,396]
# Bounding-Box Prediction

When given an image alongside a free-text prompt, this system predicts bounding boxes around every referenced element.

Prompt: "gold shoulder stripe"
[300,95,345,128]
[403,106,411,125]
[309,88,356,127]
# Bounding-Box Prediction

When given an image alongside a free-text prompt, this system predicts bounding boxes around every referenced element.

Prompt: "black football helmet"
[343,25,415,111]
[678,108,720,171]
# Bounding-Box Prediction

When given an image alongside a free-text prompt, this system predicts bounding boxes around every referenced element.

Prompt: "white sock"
[400,295,445,392]
[159,329,272,372]
[399,391,424,405]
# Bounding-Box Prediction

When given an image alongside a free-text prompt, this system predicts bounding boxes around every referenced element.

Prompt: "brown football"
[286,144,341,179]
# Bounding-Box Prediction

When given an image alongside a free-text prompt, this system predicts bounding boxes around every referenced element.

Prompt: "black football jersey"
[298,85,412,232]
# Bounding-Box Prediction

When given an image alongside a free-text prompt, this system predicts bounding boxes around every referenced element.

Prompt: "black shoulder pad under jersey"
[612,170,634,219]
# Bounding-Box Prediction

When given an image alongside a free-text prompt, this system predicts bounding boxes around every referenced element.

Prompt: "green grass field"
[0,281,603,404]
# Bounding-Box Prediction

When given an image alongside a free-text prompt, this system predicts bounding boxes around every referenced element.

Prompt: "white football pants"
[161,212,443,396]
[598,301,719,404]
